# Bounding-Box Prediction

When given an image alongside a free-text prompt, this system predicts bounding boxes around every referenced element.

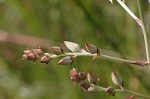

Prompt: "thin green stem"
[92,85,150,99]
[45,52,136,64]
[137,0,150,69]
[116,89,150,99]
[101,54,135,63]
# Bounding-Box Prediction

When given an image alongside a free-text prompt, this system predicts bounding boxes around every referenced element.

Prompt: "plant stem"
[92,85,150,99]
[45,52,136,64]
[116,89,150,99]
[116,0,142,26]
[137,0,150,70]
[116,0,150,69]
[101,54,135,63]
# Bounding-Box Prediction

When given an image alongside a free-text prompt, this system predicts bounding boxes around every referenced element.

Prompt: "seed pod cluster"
[22,47,52,64]
[22,41,101,65]
[69,68,99,91]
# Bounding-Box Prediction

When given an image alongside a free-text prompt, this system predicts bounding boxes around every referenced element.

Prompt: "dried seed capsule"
[22,54,28,60]
[80,82,90,91]
[85,43,98,54]
[106,86,116,96]
[111,71,124,89]
[23,49,32,54]
[87,72,99,85]
[33,47,44,57]
[40,55,51,64]
[64,41,81,52]
[78,72,87,81]
[69,68,80,84]
[85,43,100,61]
[50,46,64,55]
[58,56,74,65]
[22,49,37,62]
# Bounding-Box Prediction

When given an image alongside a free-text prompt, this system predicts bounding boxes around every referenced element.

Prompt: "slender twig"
[119,89,150,99]
[101,54,135,63]
[116,0,142,26]
[92,85,150,99]
[137,0,150,69]
[45,52,136,64]
[116,0,150,69]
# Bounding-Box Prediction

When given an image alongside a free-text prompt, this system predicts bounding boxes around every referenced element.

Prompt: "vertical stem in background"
[137,0,150,69]
[116,0,142,26]
[116,0,150,69]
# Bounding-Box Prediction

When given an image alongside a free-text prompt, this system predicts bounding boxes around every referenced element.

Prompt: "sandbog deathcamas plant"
[22,0,150,99]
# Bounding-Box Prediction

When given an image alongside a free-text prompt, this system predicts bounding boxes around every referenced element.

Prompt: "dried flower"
[50,46,64,55]
[80,82,90,91]
[111,71,124,89]
[106,86,116,96]
[69,68,87,84]
[22,54,28,60]
[58,56,74,65]
[22,49,36,62]
[27,52,36,59]
[23,49,32,54]
[131,61,150,67]
[69,68,100,92]
[87,72,99,85]
[69,68,80,84]
[85,43,99,54]
[32,47,44,57]
[78,72,87,81]
[40,55,51,64]
[85,43,100,61]
[64,41,82,52]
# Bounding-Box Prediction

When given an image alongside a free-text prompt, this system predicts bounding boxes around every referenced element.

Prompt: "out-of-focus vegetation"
[0,0,150,99]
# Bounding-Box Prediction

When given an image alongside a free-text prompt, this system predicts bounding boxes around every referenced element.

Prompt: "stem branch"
[137,0,150,69]
[45,52,136,64]
[116,0,150,68]
[116,0,142,26]
[93,85,150,99]
[116,89,150,99]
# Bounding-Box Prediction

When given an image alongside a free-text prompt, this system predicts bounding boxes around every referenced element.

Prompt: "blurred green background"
[0,0,150,99]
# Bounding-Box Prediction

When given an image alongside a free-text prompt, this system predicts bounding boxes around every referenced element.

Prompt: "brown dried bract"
[131,61,150,67]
